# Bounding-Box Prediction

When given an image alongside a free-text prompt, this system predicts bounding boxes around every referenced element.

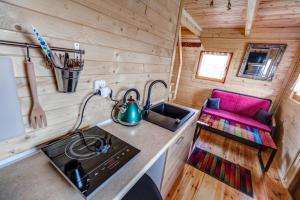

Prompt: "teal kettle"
[117,88,142,126]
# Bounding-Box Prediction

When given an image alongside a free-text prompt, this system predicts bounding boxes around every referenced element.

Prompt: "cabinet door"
[161,122,196,198]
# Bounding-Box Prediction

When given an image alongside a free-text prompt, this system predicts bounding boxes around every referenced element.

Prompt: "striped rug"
[188,147,253,197]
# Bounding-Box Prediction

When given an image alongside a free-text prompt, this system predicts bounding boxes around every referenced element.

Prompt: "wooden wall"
[275,59,300,187]
[174,28,300,111]
[0,0,181,160]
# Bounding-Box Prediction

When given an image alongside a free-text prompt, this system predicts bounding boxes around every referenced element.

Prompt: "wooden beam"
[181,8,202,36]
[245,0,260,36]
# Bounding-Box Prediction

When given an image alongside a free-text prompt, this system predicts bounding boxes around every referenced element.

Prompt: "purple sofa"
[202,89,275,134]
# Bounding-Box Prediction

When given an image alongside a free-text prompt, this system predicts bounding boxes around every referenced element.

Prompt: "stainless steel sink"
[142,102,195,132]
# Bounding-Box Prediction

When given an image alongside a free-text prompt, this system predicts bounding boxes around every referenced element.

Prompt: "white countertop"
[0,104,199,200]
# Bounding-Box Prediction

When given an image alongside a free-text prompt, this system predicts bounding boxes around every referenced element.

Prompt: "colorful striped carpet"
[199,113,277,149]
[188,148,253,197]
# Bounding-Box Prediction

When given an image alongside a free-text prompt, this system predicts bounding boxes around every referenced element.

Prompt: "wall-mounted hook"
[26,44,31,62]
[227,0,232,10]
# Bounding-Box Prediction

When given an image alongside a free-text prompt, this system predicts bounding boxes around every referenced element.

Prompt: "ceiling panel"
[184,0,300,29]
[254,0,300,28]
[184,0,248,28]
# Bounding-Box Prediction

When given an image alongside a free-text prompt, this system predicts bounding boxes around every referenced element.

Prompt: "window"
[196,51,232,83]
[291,75,300,102]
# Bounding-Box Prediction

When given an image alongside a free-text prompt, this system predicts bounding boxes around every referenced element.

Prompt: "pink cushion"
[203,108,271,132]
[211,90,271,117]
[211,90,238,113]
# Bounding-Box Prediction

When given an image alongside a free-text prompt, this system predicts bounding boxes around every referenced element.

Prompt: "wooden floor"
[165,129,291,200]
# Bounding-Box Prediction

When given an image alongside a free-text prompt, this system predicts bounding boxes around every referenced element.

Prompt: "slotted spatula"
[25,46,47,129]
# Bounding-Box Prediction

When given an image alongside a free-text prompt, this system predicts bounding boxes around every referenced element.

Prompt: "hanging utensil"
[31,25,63,68]
[25,46,47,129]
[32,25,64,69]
[52,53,64,68]
[31,25,53,60]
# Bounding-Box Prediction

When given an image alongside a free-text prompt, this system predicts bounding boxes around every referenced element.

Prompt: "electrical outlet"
[100,87,111,97]
[93,80,106,93]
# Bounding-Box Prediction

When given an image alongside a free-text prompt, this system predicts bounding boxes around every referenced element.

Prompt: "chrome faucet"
[143,80,167,113]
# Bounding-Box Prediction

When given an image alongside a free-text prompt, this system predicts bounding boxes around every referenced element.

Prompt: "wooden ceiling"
[255,0,300,28]
[184,0,300,29]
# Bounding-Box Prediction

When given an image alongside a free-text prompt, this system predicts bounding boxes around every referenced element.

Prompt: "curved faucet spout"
[143,80,167,113]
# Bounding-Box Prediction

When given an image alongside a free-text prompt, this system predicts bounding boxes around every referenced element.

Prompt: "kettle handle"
[123,88,140,103]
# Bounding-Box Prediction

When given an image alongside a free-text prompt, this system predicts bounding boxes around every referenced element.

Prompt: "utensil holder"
[53,65,82,93]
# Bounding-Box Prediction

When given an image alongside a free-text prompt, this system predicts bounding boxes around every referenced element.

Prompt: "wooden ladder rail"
[168,0,184,102]
[172,26,183,101]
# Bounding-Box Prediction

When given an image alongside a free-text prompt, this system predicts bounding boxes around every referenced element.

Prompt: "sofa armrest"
[271,116,276,128]
[201,99,208,113]
[269,116,276,138]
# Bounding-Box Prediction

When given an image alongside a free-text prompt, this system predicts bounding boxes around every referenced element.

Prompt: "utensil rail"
[0,40,85,54]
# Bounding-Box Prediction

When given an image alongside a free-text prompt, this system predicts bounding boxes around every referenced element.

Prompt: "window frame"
[195,51,232,83]
[290,74,300,103]
[292,91,300,102]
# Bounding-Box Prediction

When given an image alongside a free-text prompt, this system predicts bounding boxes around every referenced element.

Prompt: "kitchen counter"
[0,103,199,200]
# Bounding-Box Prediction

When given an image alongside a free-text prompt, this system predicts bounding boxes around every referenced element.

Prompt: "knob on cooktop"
[64,160,89,192]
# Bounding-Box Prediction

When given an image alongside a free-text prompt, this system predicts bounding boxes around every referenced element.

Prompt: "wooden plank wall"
[0,0,181,160]
[275,59,300,187]
[174,28,300,111]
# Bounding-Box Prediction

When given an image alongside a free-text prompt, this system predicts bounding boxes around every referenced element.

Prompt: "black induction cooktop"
[42,126,140,198]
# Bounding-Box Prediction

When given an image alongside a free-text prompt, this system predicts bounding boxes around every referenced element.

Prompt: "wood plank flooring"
[165,129,291,200]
